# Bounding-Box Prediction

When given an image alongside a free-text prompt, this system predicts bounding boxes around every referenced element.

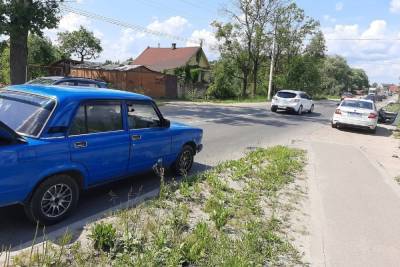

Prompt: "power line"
[60,4,210,47]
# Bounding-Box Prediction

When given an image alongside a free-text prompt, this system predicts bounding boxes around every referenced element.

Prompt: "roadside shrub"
[89,222,117,252]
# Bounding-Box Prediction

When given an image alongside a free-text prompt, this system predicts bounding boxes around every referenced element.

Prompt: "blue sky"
[48,0,400,83]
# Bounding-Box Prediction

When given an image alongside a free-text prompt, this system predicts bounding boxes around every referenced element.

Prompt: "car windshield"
[341,100,373,110]
[277,92,296,98]
[0,90,56,137]
[26,78,56,85]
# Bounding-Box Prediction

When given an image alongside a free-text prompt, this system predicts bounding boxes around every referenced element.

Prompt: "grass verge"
[9,146,307,266]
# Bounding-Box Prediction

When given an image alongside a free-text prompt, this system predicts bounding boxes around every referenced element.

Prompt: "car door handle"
[132,135,141,141]
[74,141,87,149]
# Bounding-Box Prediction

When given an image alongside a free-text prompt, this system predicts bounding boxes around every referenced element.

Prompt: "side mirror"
[336,103,340,106]
[162,119,170,128]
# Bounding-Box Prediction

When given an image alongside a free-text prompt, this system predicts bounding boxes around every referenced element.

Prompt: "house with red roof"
[132,43,210,82]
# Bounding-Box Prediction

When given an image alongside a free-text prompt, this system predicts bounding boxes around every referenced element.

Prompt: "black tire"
[24,174,79,226]
[271,105,278,112]
[297,105,303,115]
[331,122,336,128]
[308,104,314,113]
[173,145,195,176]
[370,127,377,134]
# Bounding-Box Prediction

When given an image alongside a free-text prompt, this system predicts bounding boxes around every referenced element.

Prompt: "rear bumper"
[271,104,299,112]
[336,122,374,130]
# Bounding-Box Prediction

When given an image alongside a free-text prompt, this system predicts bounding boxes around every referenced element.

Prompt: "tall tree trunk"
[242,71,248,97]
[10,30,28,84]
[252,60,258,97]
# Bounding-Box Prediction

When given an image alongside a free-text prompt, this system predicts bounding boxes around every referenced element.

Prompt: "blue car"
[0,85,203,225]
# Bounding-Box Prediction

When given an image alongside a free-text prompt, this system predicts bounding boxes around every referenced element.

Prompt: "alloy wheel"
[40,184,73,218]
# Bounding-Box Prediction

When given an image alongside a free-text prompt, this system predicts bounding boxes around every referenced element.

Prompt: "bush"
[89,222,117,252]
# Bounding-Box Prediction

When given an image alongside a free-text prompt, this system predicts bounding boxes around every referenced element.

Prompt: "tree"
[320,56,351,95]
[0,0,62,84]
[272,3,319,93]
[28,34,62,79]
[207,58,241,99]
[0,41,10,84]
[305,31,326,58]
[349,68,369,92]
[58,26,102,63]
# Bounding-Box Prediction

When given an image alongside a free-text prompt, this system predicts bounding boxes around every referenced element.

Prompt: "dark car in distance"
[26,76,108,88]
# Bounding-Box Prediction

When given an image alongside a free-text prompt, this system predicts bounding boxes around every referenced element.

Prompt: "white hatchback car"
[271,90,314,115]
[331,99,378,133]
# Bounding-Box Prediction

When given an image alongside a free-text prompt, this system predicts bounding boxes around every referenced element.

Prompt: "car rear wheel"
[24,174,79,225]
[297,105,303,115]
[331,122,336,128]
[308,104,314,113]
[173,145,195,176]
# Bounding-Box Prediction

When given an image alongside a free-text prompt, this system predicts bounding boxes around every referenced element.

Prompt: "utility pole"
[267,27,276,101]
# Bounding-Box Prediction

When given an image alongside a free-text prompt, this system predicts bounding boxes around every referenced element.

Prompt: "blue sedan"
[0,85,203,225]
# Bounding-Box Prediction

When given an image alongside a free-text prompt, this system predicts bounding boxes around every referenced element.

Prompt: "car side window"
[69,101,123,135]
[57,81,75,86]
[76,81,98,88]
[127,102,161,129]
[300,93,308,99]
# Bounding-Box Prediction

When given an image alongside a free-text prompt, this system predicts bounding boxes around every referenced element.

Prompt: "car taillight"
[368,113,377,119]
[335,109,341,115]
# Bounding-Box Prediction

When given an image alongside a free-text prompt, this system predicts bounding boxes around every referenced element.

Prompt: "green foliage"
[0,0,61,36]
[0,42,10,84]
[207,58,240,99]
[0,0,62,84]
[28,34,62,79]
[58,26,102,62]
[320,55,351,95]
[89,222,117,252]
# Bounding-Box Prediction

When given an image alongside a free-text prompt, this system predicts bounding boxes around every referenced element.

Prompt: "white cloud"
[390,0,400,13]
[58,12,91,32]
[186,29,219,60]
[147,16,189,36]
[335,2,344,11]
[323,19,400,82]
[323,15,337,23]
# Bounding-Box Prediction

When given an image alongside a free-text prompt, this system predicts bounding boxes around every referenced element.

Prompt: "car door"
[126,101,172,174]
[300,93,311,110]
[68,100,130,185]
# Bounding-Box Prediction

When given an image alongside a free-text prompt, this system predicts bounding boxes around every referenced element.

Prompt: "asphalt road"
[0,100,337,250]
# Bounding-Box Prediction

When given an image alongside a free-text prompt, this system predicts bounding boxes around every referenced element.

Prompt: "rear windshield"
[0,90,56,137]
[277,92,296,98]
[341,100,373,110]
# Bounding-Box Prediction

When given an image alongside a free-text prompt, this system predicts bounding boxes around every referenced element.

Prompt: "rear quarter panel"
[166,122,203,165]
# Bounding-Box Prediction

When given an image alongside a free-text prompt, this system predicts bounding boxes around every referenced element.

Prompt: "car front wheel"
[173,145,195,176]
[271,105,278,112]
[24,174,79,225]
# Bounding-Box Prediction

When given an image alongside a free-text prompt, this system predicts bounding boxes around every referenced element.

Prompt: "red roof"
[132,46,202,72]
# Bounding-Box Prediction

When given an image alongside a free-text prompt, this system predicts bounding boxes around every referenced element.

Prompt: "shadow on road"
[0,162,212,251]
[162,102,334,127]
[337,126,393,137]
